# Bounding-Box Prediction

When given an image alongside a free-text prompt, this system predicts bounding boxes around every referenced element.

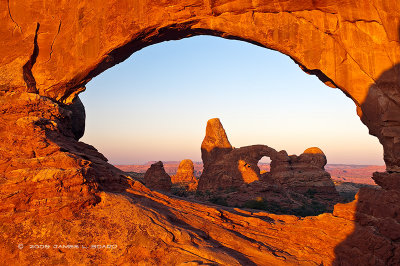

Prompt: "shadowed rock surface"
[0,0,399,265]
[144,161,172,193]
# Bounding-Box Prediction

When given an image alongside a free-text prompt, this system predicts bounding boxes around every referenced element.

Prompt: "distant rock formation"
[171,159,198,191]
[198,144,279,191]
[144,161,172,192]
[201,118,233,169]
[267,147,340,203]
[197,118,340,214]
[172,159,195,182]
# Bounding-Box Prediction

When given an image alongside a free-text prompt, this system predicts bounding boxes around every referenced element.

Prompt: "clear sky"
[80,36,384,165]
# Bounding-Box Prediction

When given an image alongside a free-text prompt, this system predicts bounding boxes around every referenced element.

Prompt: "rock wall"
[0,0,399,265]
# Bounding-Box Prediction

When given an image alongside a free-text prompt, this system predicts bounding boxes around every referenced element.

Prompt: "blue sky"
[80,36,384,165]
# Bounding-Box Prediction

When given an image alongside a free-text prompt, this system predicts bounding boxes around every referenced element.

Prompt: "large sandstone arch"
[2,0,400,171]
[1,1,399,265]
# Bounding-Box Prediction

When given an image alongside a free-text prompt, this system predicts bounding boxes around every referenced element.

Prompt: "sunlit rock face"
[0,0,400,265]
[269,148,341,207]
[172,159,195,182]
[171,159,198,191]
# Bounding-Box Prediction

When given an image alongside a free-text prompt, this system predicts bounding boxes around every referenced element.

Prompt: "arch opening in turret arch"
[258,156,271,175]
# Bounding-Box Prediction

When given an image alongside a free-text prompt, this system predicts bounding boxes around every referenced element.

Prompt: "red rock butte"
[0,1,399,265]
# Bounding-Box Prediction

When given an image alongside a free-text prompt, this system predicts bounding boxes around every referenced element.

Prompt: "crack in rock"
[22,23,40,93]
[7,0,22,33]
[46,20,62,63]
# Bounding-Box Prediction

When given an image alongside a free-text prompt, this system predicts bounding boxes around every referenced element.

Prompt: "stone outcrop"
[171,159,198,191]
[197,119,340,214]
[171,159,195,183]
[0,0,399,265]
[143,161,172,192]
[267,147,340,203]
[198,144,279,191]
[0,92,126,218]
[201,118,233,169]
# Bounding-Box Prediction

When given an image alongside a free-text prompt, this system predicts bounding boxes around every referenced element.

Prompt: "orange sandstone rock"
[171,159,195,183]
[171,159,198,191]
[0,0,399,265]
[201,118,233,169]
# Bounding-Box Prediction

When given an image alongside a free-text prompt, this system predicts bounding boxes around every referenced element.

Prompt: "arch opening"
[81,36,383,166]
[80,36,383,216]
[258,156,271,175]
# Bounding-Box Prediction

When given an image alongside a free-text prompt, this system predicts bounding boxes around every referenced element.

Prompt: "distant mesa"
[116,163,379,186]
[144,161,172,192]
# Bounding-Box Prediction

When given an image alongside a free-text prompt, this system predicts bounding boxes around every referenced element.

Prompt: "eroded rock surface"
[172,159,195,183]
[201,118,233,169]
[0,0,399,265]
